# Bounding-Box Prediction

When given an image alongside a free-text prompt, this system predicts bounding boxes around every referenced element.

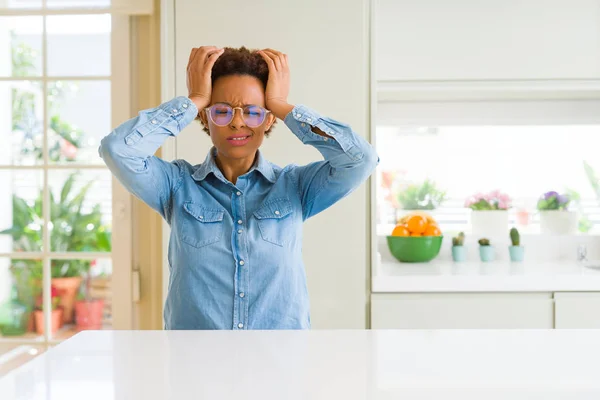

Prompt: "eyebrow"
[213,102,262,108]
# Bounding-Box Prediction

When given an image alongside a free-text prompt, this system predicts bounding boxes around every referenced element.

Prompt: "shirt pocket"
[181,201,225,248]
[253,198,294,247]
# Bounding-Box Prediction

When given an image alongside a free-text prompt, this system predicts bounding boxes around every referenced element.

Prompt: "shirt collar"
[191,147,276,183]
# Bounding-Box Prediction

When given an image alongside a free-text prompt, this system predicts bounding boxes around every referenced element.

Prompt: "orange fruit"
[406,215,427,234]
[391,224,410,237]
[423,225,442,237]
[410,232,423,237]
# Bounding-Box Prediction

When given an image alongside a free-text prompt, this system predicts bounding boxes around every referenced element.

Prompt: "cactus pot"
[509,246,525,262]
[451,246,467,262]
[479,246,496,262]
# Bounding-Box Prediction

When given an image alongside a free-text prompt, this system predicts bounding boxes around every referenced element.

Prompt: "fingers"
[259,49,288,72]
[188,46,220,68]
[258,50,276,72]
[188,48,199,65]
[205,48,225,69]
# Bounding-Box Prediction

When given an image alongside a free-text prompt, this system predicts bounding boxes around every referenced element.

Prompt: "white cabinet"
[376,0,600,82]
[554,292,600,329]
[371,293,554,329]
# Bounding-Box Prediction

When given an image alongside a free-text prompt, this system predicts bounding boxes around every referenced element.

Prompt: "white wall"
[167,0,372,328]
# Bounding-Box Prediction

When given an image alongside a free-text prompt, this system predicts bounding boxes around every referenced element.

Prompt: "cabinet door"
[554,292,600,329]
[376,0,600,81]
[371,293,554,329]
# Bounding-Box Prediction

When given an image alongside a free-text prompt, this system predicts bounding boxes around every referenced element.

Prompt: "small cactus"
[452,232,465,246]
[478,238,490,246]
[510,227,520,247]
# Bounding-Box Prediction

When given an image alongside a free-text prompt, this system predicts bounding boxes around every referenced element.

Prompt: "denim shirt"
[99,96,378,330]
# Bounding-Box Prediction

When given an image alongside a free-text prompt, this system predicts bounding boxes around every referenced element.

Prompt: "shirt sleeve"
[284,105,379,220]
[99,96,198,221]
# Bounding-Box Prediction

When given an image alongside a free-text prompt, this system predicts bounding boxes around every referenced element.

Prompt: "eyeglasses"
[205,103,271,128]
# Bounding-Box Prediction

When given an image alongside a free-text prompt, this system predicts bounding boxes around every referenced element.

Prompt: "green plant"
[12,35,83,163]
[1,173,111,281]
[565,188,593,233]
[510,227,520,247]
[537,191,570,211]
[452,232,465,247]
[397,179,447,210]
[478,238,491,246]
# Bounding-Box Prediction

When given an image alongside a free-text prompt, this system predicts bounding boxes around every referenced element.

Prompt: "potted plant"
[33,285,63,335]
[451,232,467,262]
[508,227,524,262]
[1,173,111,326]
[397,179,447,211]
[465,190,511,238]
[75,265,105,331]
[478,238,495,262]
[537,191,577,235]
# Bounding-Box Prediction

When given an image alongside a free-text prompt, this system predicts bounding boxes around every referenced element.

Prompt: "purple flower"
[557,194,569,205]
[543,191,559,200]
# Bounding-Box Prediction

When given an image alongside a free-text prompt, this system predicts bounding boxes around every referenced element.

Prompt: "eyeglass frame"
[203,102,272,128]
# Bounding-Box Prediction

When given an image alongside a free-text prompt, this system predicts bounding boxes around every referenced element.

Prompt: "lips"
[226,133,252,146]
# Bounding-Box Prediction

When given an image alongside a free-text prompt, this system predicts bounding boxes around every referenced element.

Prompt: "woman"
[100,46,378,330]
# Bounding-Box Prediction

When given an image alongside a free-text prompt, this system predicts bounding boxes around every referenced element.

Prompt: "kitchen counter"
[373,260,600,292]
[1,330,600,399]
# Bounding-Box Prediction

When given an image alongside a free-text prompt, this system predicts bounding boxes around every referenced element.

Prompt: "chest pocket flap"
[254,198,293,220]
[181,202,225,248]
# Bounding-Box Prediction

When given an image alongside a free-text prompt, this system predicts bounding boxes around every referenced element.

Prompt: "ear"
[199,109,209,128]
[265,113,276,131]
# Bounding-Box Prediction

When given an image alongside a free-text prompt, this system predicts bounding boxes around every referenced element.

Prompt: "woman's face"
[202,74,275,161]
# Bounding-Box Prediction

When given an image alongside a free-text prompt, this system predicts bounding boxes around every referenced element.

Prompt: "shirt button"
[301,123,306,127]
[172,109,178,113]
[237,220,243,225]
[323,137,329,141]
[238,323,244,329]
[237,229,243,234]
[274,210,280,215]
[296,114,302,118]
[151,119,158,124]
[236,191,241,196]
[239,292,245,298]
[183,103,188,108]
[239,260,245,266]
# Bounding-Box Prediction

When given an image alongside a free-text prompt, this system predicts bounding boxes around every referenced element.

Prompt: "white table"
[1,330,600,399]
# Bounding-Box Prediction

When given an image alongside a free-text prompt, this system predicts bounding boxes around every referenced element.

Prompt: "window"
[375,101,600,237]
[0,0,140,375]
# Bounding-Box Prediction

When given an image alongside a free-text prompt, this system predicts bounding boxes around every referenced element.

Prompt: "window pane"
[49,258,112,338]
[49,170,112,252]
[0,258,43,341]
[47,80,110,164]
[47,0,110,9]
[0,0,42,10]
[0,170,44,252]
[0,344,46,377]
[376,125,600,235]
[1,81,44,166]
[47,15,111,77]
[0,17,42,77]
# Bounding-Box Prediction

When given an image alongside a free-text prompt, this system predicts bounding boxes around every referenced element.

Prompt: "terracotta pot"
[75,299,104,331]
[52,276,82,324]
[34,308,63,335]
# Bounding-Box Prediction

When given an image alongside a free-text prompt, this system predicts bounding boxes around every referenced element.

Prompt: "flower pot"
[34,308,63,335]
[539,210,577,235]
[52,276,82,324]
[509,246,525,262]
[451,246,467,262]
[471,210,508,238]
[75,299,104,331]
[479,246,496,262]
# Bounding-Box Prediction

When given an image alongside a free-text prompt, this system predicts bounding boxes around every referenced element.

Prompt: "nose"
[229,108,246,129]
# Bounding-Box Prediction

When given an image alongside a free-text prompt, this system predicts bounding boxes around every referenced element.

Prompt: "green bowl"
[386,236,444,263]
